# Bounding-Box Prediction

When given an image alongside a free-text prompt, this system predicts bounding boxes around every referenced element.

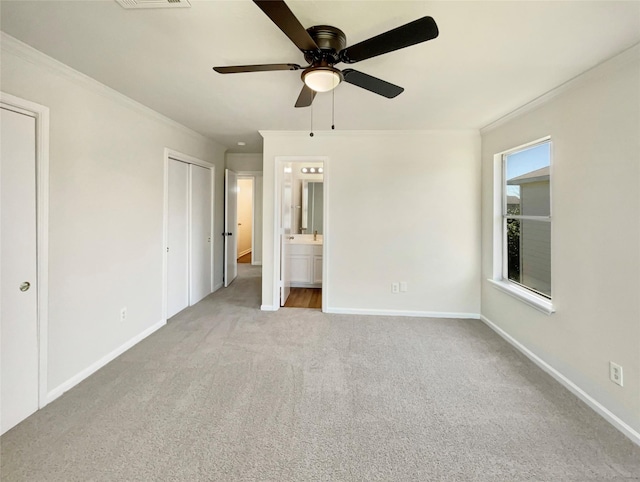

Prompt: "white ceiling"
[2,1,639,153]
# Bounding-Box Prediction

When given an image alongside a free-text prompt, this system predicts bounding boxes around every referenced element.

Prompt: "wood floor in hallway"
[284,288,322,309]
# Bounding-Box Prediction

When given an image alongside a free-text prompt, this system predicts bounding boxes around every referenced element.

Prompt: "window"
[492,139,552,311]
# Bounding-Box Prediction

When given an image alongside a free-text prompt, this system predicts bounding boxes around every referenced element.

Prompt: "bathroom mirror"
[302,181,323,235]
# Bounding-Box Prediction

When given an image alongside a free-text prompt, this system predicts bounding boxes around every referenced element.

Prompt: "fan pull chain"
[331,88,335,130]
[309,102,314,137]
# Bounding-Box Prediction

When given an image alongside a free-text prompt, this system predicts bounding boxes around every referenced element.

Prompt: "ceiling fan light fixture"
[302,66,343,93]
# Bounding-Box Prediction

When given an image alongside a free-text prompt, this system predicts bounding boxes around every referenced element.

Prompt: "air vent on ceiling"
[115,0,191,9]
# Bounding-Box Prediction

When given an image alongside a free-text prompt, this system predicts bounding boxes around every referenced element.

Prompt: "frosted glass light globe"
[303,68,342,92]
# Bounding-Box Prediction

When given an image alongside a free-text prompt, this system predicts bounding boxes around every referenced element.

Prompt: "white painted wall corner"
[480,315,640,447]
[45,320,166,405]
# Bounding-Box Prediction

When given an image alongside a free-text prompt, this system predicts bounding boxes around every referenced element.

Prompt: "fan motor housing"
[305,25,346,64]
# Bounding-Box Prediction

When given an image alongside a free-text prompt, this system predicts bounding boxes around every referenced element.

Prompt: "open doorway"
[280,161,324,309]
[225,169,263,287]
[237,177,253,264]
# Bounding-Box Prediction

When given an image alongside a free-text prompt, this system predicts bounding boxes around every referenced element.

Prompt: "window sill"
[487,279,555,315]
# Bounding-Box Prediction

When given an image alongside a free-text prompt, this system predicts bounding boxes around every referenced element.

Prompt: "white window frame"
[489,137,555,314]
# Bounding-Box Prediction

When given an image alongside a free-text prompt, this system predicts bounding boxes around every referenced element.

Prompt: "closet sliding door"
[189,164,213,305]
[167,159,189,319]
[166,158,213,318]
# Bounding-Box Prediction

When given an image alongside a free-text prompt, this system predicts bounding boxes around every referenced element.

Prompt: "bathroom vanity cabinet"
[290,244,323,287]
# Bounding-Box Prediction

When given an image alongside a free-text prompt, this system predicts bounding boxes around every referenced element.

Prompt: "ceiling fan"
[213,0,439,108]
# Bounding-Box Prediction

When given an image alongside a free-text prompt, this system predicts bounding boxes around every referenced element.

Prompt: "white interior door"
[280,165,293,306]
[224,169,238,287]
[1,106,39,434]
[189,164,213,304]
[167,159,189,318]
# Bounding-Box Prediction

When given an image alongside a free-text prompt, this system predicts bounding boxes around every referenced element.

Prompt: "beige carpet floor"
[1,264,639,481]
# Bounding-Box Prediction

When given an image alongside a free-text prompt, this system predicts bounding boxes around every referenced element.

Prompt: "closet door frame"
[162,148,215,321]
[0,92,50,409]
[166,159,190,318]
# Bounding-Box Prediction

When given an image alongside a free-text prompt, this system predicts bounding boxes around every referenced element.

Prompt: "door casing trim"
[235,171,262,266]
[273,156,329,312]
[1,92,50,409]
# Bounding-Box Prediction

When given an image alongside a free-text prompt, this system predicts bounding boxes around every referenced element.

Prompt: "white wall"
[225,153,262,172]
[261,130,481,316]
[481,47,640,436]
[1,37,226,397]
[226,153,263,264]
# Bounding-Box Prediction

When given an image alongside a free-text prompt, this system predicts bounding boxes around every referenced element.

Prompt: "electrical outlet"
[120,307,127,323]
[391,282,400,294]
[609,361,623,387]
[400,281,408,292]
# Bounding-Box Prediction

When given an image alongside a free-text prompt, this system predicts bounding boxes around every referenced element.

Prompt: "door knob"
[19,281,31,292]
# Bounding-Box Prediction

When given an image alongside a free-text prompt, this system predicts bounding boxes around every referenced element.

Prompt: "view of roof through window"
[506,142,551,198]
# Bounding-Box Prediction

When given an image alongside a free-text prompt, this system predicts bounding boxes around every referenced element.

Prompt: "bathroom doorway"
[279,160,325,310]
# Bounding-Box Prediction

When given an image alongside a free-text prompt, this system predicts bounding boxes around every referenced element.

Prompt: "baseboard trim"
[251,261,262,266]
[325,307,480,319]
[213,282,223,293]
[479,315,640,447]
[260,304,279,311]
[45,319,166,404]
[237,248,251,258]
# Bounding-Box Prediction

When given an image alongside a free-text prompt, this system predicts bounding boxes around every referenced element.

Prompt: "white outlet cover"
[609,361,623,387]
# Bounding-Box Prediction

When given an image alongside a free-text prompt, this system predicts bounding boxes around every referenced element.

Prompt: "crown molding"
[259,129,479,138]
[1,32,222,148]
[480,42,640,135]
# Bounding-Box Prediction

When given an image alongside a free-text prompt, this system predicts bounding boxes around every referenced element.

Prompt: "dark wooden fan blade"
[340,16,438,64]
[295,84,316,107]
[214,64,302,74]
[342,69,404,98]
[253,0,318,52]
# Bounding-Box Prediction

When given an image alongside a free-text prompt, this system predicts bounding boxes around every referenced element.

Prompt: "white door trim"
[236,171,262,266]
[162,148,215,321]
[0,92,50,409]
[273,156,329,312]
